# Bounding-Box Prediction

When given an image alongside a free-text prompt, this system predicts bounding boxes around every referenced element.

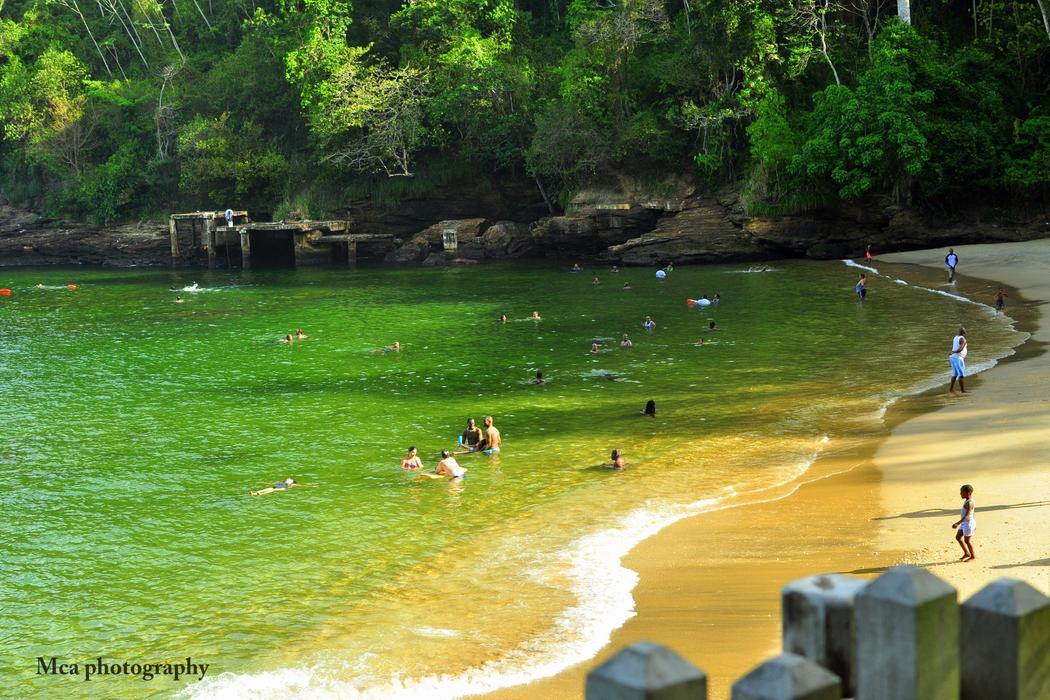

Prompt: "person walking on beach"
[952,484,976,561]
[478,415,502,454]
[949,326,968,394]
[946,248,959,283]
[994,287,1007,314]
[865,244,873,263]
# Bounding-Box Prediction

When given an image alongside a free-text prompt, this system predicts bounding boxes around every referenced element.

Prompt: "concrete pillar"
[585,641,707,700]
[239,230,251,270]
[205,219,217,269]
[961,578,1050,700]
[731,653,841,700]
[168,216,179,260]
[782,574,867,696]
[855,566,959,700]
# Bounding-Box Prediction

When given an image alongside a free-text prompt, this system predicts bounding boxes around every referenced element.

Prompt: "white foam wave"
[842,259,879,274]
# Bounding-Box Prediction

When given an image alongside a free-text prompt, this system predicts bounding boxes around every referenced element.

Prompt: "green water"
[0,261,1020,698]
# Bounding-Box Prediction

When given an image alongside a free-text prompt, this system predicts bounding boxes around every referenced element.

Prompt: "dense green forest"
[0,0,1047,223]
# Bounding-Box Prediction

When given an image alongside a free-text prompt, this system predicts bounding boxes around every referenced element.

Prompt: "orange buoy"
[67,284,77,290]
[0,289,11,296]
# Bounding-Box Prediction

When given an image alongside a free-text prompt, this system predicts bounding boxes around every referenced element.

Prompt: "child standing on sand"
[951,484,976,561]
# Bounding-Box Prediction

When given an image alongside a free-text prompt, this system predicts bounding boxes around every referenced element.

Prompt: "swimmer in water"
[714,294,721,304]
[641,400,656,417]
[499,314,508,323]
[591,342,601,354]
[375,341,401,352]
[531,311,541,321]
[592,277,601,286]
[695,338,705,346]
[571,263,582,273]
[251,478,296,496]
[295,329,308,339]
[434,450,467,478]
[623,282,632,290]
[856,273,867,301]
[530,371,545,385]
[611,266,620,273]
[621,334,632,348]
[708,320,717,331]
[35,283,44,289]
[175,296,184,304]
[606,449,628,470]
[401,446,424,470]
[643,316,656,331]
[279,334,293,344]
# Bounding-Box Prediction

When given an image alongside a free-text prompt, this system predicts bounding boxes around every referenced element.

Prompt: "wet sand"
[485,239,1050,700]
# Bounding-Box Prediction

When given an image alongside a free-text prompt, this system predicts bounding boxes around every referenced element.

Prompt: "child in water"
[606,449,628,470]
[952,484,976,561]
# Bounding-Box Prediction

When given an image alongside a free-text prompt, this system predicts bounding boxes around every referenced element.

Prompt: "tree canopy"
[0,0,1047,223]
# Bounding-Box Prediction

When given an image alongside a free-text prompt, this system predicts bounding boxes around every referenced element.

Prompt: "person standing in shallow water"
[856,273,867,301]
[478,416,502,454]
[946,248,959,283]
[949,326,968,394]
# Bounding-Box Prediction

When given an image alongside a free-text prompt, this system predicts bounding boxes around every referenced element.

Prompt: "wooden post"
[586,641,707,699]
[782,574,867,696]
[240,229,251,270]
[731,653,841,700]
[855,566,959,700]
[349,239,357,265]
[961,579,1050,700]
[168,216,178,261]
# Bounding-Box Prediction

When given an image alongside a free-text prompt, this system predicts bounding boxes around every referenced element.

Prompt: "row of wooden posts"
[584,566,1050,699]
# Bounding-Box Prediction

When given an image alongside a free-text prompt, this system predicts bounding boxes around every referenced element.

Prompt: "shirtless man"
[434,450,467,479]
[478,415,502,454]
[460,418,483,452]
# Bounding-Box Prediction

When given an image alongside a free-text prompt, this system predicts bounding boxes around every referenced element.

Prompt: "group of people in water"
[398,416,504,480]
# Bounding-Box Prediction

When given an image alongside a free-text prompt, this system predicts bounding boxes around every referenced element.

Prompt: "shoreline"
[483,239,1050,700]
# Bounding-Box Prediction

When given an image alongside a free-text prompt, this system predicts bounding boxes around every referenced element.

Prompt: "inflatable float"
[687,298,712,307]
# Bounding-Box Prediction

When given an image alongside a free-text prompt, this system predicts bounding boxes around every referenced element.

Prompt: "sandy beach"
[486,239,1050,700]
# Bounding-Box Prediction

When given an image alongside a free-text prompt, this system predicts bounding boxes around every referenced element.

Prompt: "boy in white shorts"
[952,484,976,561]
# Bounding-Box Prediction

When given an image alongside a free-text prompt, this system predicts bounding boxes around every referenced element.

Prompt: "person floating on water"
[279,334,293,344]
[175,296,184,304]
[695,338,705,346]
[865,244,873,263]
[591,342,601,354]
[623,282,632,290]
[611,266,620,273]
[856,273,867,301]
[477,416,502,454]
[251,478,296,496]
[641,400,656,417]
[530,371,545,385]
[375,341,401,352]
[460,418,483,452]
[295,329,308,339]
[994,287,1007,314]
[531,311,541,321]
[434,450,467,478]
[949,326,967,394]
[946,248,959,283]
[952,484,976,561]
[621,334,632,348]
[571,263,582,273]
[606,449,628,470]
[35,283,44,289]
[401,446,424,470]
[643,316,656,331]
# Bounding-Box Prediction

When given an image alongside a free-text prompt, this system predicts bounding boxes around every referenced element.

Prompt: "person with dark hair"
[606,449,628,470]
[641,400,656,417]
[952,484,976,561]
[856,273,867,301]
[459,419,483,452]
[401,446,424,470]
[946,248,959,282]
[530,371,545,385]
[949,326,968,394]
[251,478,296,496]
[435,450,467,478]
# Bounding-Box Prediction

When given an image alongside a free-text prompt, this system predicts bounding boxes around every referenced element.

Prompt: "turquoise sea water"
[0,260,1021,698]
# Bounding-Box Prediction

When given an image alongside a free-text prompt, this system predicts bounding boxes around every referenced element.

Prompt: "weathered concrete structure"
[960,578,1050,700]
[781,574,867,696]
[585,641,708,700]
[168,212,394,268]
[731,653,841,700]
